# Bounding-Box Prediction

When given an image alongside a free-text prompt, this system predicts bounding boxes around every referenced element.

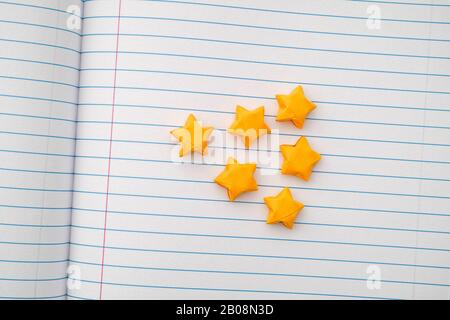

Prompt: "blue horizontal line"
[145,160,450,182]
[0,19,80,36]
[81,32,450,60]
[80,69,450,95]
[1,144,449,171]
[5,102,443,135]
[0,277,66,282]
[0,56,79,71]
[8,164,450,196]
[74,195,450,219]
[92,109,450,145]
[111,181,449,215]
[72,207,450,234]
[0,38,80,54]
[1,148,449,188]
[0,93,76,106]
[72,277,394,299]
[0,203,71,211]
[72,224,450,253]
[66,294,93,300]
[2,144,77,164]
[304,117,450,130]
[3,107,448,131]
[82,120,450,149]
[70,258,450,288]
[0,130,75,141]
[84,62,450,81]
[150,0,450,22]
[0,167,73,176]
[314,170,450,182]
[196,129,447,149]
[307,204,448,217]
[72,171,450,200]
[3,120,450,150]
[150,123,450,147]
[0,185,71,193]
[0,240,69,246]
[0,222,70,228]
[82,114,450,129]
[0,294,66,299]
[320,152,450,164]
[88,129,450,149]
[82,15,450,42]
[0,112,75,123]
[72,182,450,202]
[0,75,79,88]
[79,99,450,113]
[350,0,450,7]
[6,159,445,187]
[70,241,450,270]
[0,259,68,264]
[76,118,450,147]
[77,107,450,131]
[0,1,81,17]
[1,151,449,194]
[3,176,445,202]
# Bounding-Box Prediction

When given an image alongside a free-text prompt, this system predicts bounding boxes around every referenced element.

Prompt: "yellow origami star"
[170,114,214,157]
[228,105,271,149]
[264,187,304,229]
[280,136,321,181]
[276,85,316,128]
[214,157,258,201]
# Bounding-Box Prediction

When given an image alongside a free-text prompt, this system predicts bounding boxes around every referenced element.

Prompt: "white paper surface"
[0,0,82,299]
[44,0,450,299]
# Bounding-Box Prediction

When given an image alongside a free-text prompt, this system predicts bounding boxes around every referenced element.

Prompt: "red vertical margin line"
[99,0,122,300]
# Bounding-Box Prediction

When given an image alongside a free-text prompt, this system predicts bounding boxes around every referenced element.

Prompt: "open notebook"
[1,0,449,300]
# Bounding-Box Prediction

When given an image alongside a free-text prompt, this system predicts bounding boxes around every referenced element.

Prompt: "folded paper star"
[228,105,271,149]
[280,136,321,181]
[214,157,258,201]
[170,114,214,157]
[276,85,316,128]
[264,187,304,229]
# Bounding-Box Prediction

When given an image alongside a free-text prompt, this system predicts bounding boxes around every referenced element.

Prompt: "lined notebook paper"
[0,0,81,299]
[0,0,450,300]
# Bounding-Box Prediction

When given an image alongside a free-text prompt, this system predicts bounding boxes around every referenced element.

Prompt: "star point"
[280,136,321,181]
[170,114,213,157]
[214,157,258,201]
[264,187,304,229]
[276,85,316,128]
[228,105,271,149]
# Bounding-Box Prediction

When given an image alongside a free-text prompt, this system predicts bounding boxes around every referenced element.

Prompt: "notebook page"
[69,0,450,299]
[0,1,82,299]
